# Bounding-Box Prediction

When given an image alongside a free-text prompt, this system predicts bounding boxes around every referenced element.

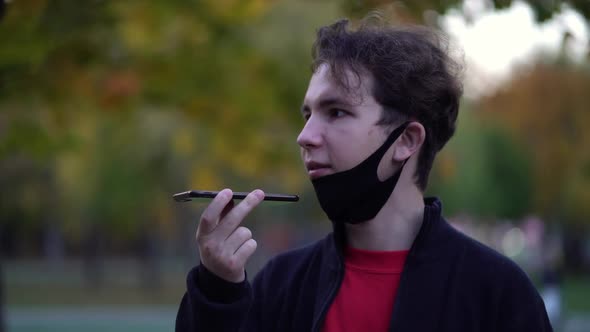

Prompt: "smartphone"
[173,190,299,202]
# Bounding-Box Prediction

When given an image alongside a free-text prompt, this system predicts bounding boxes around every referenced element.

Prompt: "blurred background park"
[1,0,589,331]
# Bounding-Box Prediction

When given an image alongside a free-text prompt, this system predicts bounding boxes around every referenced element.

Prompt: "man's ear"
[393,122,425,162]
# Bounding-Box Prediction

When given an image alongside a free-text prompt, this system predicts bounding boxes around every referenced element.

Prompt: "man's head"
[306,18,463,191]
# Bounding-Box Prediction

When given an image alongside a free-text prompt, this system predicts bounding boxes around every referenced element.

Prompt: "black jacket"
[176,198,552,331]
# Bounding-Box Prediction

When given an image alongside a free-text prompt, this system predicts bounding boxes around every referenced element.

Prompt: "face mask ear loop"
[390,121,411,168]
[395,121,413,169]
[401,157,409,168]
[399,156,410,178]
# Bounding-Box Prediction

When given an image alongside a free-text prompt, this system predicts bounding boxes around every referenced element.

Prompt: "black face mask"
[311,122,410,224]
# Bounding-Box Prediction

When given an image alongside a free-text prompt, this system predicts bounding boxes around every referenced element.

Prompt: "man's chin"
[308,168,333,180]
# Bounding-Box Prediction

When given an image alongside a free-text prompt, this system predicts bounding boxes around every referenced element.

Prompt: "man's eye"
[329,109,347,118]
[302,113,311,121]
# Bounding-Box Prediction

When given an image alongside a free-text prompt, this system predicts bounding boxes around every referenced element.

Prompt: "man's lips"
[305,161,332,179]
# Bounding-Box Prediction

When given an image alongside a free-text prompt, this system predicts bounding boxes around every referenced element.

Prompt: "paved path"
[7,307,177,332]
[6,307,590,332]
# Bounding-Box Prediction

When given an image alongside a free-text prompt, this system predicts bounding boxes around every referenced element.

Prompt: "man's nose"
[297,116,322,149]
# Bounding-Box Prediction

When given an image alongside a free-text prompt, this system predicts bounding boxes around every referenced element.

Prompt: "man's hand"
[196,189,264,283]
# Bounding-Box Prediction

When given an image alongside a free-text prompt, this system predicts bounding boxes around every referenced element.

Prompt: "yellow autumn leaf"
[191,164,222,190]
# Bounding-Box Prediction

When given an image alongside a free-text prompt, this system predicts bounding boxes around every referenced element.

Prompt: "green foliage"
[1,0,589,255]
[0,0,336,252]
[478,63,590,225]
[428,106,534,220]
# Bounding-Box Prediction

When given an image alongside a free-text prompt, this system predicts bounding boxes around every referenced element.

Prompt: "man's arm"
[175,189,265,332]
[497,267,553,332]
[175,265,253,332]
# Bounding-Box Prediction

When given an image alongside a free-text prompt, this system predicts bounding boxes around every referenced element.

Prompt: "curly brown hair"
[311,18,463,191]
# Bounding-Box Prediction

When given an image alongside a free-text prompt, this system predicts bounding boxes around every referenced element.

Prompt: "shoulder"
[443,222,551,330]
[449,229,553,330]
[444,221,547,306]
[445,221,529,281]
[448,223,530,282]
[422,198,524,277]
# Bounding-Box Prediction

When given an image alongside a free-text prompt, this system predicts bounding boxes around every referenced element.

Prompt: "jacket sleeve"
[175,264,254,332]
[496,267,553,332]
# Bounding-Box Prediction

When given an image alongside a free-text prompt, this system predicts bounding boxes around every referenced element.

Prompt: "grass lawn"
[4,259,188,332]
[2,259,590,331]
[562,275,590,313]
[7,306,177,332]
[4,258,188,307]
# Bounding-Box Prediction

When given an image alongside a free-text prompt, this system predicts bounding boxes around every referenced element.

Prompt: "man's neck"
[344,180,425,251]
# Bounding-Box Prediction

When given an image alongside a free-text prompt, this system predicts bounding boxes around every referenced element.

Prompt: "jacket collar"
[329,196,445,260]
[406,196,447,261]
[319,197,455,331]
[318,197,455,331]
[389,197,462,331]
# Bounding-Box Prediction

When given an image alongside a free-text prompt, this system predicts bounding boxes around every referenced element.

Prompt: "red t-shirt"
[321,246,409,332]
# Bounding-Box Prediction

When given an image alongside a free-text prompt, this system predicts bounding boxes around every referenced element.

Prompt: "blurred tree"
[477,62,590,226]
[428,107,534,220]
[3,0,586,262]
[1,0,7,325]
[338,0,589,226]
[0,0,328,259]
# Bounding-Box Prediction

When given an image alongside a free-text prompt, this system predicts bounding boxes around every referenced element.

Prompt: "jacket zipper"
[310,265,344,332]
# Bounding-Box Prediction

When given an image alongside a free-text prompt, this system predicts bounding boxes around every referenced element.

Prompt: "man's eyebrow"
[300,97,352,113]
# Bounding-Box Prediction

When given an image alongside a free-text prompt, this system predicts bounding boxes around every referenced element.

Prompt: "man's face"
[298,64,391,180]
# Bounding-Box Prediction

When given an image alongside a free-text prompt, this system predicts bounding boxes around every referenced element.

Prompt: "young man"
[176,19,552,331]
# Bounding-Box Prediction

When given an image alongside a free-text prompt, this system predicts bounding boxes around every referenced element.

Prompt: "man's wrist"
[195,264,248,304]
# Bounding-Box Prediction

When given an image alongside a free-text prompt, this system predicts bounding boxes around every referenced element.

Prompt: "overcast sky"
[441,0,589,98]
